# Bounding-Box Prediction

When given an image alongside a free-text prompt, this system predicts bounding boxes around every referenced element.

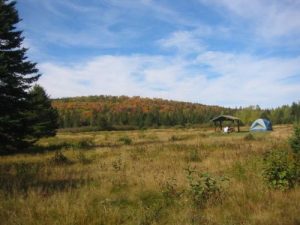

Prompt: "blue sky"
[17,0,300,108]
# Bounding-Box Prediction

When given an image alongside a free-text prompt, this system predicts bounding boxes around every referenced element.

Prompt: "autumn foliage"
[52,95,234,129]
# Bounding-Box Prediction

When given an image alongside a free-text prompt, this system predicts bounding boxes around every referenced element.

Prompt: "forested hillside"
[52,96,235,130]
[52,95,300,130]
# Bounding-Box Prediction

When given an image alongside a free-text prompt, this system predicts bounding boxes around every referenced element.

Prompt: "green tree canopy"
[27,85,58,141]
[0,1,57,151]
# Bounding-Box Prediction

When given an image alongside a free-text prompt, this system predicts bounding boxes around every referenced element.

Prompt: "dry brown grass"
[0,125,299,225]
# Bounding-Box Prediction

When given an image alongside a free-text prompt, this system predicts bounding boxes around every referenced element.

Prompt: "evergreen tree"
[27,85,58,140]
[0,1,45,150]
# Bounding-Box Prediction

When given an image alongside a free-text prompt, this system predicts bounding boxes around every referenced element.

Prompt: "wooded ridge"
[52,95,300,130]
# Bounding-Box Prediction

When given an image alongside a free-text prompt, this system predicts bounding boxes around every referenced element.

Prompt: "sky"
[17,0,300,108]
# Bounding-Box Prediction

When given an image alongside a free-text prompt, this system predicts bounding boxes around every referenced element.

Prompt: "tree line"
[236,103,300,125]
[53,96,235,129]
[52,96,300,130]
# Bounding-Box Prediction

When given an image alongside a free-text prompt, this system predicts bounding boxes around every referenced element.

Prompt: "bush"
[169,135,182,141]
[49,151,70,165]
[185,167,227,207]
[161,178,182,202]
[186,148,201,162]
[289,125,300,154]
[263,149,298,190]
[244,133,255,141]
[118,136,132,145]
[72,138,95,149]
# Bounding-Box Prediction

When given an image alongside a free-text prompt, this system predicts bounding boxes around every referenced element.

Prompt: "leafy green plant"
[161,178,183,202]
[289,125,300,154]
[263,149,297,190]
[185,167,227,207]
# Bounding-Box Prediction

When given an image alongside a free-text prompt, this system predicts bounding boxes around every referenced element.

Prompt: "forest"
[52,95,300,130]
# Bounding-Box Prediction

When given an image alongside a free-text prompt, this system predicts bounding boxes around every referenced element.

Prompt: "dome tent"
[250,118,272,131]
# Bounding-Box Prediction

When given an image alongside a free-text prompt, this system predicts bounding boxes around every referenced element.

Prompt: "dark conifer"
[27,85,58,141]
[0,1,51,150]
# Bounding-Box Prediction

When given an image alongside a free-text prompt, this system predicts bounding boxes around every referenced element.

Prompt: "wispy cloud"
[18,0,300,107]
[39,47,300,107]
[199,0,300,43]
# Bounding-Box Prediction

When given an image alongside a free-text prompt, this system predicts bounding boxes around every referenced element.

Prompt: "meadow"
[0,125,299,225]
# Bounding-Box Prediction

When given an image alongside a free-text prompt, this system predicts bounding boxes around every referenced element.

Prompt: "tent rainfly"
[211,115,241,132]
[250,119,272,132]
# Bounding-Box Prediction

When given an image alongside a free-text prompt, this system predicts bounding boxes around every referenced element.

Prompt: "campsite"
[1,124,300,225]
[1,1,300,225]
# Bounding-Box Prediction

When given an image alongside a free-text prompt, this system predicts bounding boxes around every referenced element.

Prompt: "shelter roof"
[211,115,241,122]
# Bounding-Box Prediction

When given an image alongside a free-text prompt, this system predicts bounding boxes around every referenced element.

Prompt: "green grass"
[0,125,299,225]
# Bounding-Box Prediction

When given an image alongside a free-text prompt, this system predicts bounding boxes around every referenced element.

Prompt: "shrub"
[244,133,255,141]
[73,138,95,149]
[263,149,298,190]
[185,167,227,207]
[118,136,132,145]
[186,148,201,162]
[112,158,124,171]
[161,178,182,202]
[138,191,165,225]
[231,161,246,181]
[169,135,183,142]
[289,125,300,154]
[49,151,70,165]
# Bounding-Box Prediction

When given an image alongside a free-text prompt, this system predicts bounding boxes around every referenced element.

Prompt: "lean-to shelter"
[211,115,241,132]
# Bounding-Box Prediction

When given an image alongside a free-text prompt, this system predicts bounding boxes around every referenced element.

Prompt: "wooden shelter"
[211,115,241,132]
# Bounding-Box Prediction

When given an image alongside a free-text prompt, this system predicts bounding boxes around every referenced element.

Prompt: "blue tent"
[250,119,272,131]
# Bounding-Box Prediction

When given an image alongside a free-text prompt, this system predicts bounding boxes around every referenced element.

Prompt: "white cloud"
[199,0,300,41]
[38,49,300,108]
[195,51,300,106]
[158,31,205,53]
[21,0,300,108]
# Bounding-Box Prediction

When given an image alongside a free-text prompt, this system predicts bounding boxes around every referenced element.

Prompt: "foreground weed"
[139,191,166,225]
[231,161,247,181]
[112,158,124,171]
[263,149,298,190]
[186,148,201,162]
[185,167,228,208]
[161,178,183,205]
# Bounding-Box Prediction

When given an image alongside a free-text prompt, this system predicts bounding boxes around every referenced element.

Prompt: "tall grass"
[0,125,299,225]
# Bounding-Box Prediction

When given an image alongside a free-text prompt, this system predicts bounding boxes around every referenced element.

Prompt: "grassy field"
[0,125,299,225]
